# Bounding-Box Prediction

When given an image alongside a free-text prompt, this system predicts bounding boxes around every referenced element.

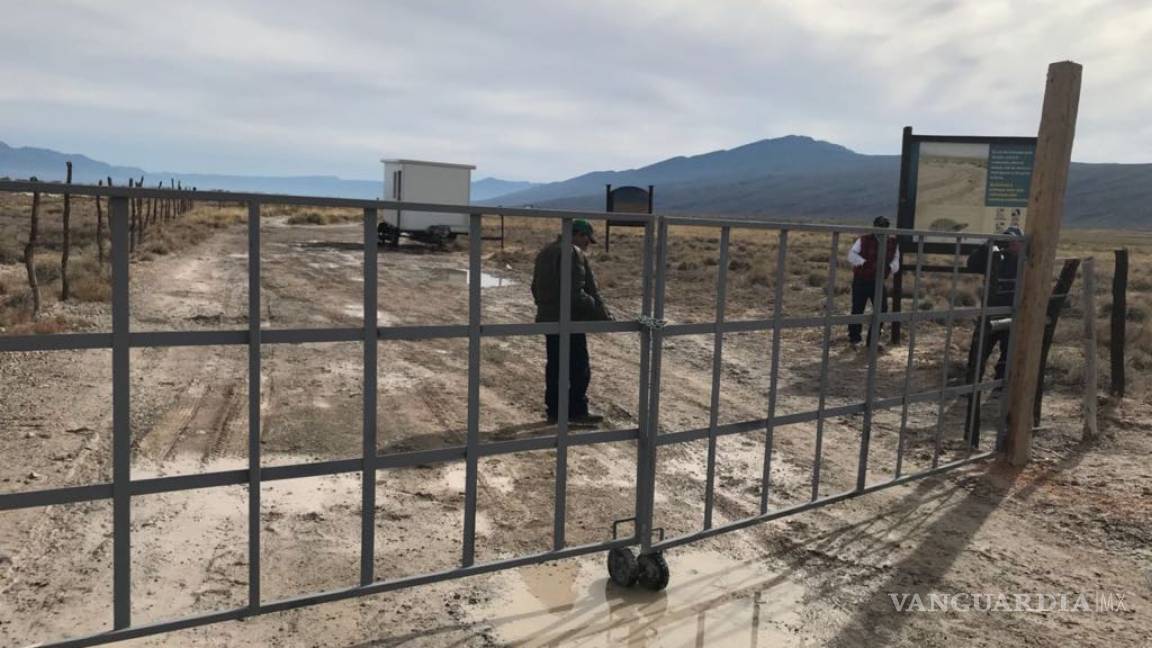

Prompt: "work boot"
[570,413,604,425]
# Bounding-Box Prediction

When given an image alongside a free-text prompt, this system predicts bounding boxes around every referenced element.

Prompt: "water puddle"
[341,304,395,325]
[475,549,811,646]
[423,268,516,288]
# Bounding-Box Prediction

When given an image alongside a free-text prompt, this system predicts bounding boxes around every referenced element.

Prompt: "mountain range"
[3,136,1151,228]
[484,136,1152,229]
[0,140,533,202]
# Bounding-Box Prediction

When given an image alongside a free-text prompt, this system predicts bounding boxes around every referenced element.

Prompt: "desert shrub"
[287,211,326,226]
[953,288,978,307]
[71,273,110,302]
[0,241,21,264]
[1045,347,1084,386]
[145,240,170,256]
[728,259,751,272]
[1126,303,1148,322]
[749,271,772,287]
[7,316,71,336]
[677,260,697,272]
[806,272,826,287]
[285,210,360,226]
[33,257,61,283]
[1101,300,1150,322]
[1128,276,1152,292]
[702,257,718,267]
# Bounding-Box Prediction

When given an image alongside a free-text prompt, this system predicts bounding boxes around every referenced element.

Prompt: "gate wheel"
[636,551,670,591]
[607,547,638,587]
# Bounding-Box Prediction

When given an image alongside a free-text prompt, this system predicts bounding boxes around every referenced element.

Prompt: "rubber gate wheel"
[607,547,639,587]
[637,552,670,591]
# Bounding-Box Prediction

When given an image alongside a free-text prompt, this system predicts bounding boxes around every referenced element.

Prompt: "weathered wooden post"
[24,179,42,317]
[61,161,73,300]
[128,178,137,253]
[1081,257,1099,439]
[1005,61,1082,466]
[95,179,105,267]
[1110,248,1128,397]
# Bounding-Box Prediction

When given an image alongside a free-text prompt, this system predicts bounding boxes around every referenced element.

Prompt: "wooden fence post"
[1081,257,1099,439]
[61,161,73,300]
[95,180,105,267]
[1110,248,1128,397]
[128,178,137,253]
[24,181,42,318]
[1005,61,1082,466]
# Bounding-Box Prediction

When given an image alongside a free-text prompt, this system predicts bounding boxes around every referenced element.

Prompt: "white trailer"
[379,159,475,246]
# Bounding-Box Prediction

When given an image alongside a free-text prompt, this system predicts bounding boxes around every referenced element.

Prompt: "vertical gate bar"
[246,202,262,611]
[997,237,1029,451]
[633,219,655,542]
[964,236,996,453]
[759,229,788,514]
[360,208,378,585]
[553,219,574,550]
[811,232,839,501]
[462,214,482,567]
[702,226,730,529]
[856,232,888,492]
[932,237,963,468]
[639,218,669,553]
[895,235,925,478]
[111,196,131,629]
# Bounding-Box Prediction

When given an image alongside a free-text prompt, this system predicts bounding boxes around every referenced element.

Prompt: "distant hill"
[0,140,532,202]
[471,177,540,201]
[4,137,1151,228]
[485,135,1152,229]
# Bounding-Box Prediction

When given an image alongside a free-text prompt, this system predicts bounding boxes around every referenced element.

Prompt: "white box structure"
[380,159,475,240]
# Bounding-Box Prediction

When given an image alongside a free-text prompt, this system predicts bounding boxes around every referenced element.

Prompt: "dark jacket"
[966,243,1019,307]
[531,238,612,322]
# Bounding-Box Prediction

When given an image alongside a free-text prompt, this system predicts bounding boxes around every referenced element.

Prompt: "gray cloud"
[1,0,1148,181]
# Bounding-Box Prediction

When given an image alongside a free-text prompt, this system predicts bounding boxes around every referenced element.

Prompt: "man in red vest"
[847,216,900,349]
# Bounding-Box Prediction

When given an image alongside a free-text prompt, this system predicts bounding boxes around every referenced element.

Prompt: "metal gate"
[0,181,1025,647]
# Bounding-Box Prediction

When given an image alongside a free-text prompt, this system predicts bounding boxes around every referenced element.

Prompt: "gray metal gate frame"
[0,181,1026,647]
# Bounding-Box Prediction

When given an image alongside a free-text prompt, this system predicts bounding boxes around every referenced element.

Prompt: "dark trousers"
[966,320,1010,383]
[965,320,1010,447]
[545,334,590,419]
[848,278,887,344]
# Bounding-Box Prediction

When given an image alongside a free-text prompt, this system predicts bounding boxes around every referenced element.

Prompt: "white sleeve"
[848,239,865,267]
[890,247,901,274]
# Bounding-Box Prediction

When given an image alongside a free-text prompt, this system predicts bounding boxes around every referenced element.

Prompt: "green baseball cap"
[573,219,596,243]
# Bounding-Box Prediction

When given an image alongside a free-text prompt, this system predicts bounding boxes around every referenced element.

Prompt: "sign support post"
[1005,61,1082,466]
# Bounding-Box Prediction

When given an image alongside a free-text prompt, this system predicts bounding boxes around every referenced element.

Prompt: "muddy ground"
[1,211,1149,647]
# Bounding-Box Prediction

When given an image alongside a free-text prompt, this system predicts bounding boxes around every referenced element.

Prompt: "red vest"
[854,235,897,280]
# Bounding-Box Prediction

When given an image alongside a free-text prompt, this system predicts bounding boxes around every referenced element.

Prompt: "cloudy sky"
[2,0,1149,181]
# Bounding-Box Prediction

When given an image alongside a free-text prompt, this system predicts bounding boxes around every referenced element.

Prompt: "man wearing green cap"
[531,219,613,425]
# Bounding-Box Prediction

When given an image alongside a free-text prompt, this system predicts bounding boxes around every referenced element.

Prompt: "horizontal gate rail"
[0,427,641,512]
[0,179,1025,647]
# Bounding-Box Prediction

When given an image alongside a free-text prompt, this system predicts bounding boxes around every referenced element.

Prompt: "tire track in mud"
[130,229,250,467]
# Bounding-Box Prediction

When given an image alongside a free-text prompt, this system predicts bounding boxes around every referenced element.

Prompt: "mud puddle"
[418,267,516,288]
[475,549,816,646]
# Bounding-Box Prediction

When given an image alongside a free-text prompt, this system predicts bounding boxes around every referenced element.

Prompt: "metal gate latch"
[636,315,666,331]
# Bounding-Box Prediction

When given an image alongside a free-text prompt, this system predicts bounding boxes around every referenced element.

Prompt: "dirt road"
[1,216,1149,646]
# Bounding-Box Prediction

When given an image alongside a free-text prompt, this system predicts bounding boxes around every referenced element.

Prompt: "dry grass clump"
[272,205,361,226]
